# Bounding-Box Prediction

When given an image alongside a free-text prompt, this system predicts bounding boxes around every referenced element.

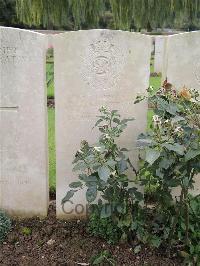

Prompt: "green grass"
[46,58,56,190]
[150,75,161,90]
[147,109,154,130]
[48,108,56,191]
[149,56,161,91]
[150,57,154,73]
[148,57,161,128]
[46,62,54,98]
[47,57,161,190]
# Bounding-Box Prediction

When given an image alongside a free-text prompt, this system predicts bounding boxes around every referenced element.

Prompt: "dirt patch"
[47,98,55,108]
[0,202,182,266]
[49,189,56,201]
[150,72,161,77]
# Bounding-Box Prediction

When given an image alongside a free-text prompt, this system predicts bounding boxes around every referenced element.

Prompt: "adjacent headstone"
[0,27,49,217]
[163,31,200,91]
[163,31,200,196]
[54,30,152,219]
[154,36,166,74]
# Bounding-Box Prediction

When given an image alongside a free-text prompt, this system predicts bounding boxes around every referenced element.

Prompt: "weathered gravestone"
[163,31,200,196]
[154,36,166,74]
[54,30,152,219]
[163,31,200,91]
[0,27,49,217]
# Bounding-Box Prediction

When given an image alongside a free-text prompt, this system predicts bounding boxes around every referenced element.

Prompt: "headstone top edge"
[0,26,47,37]
[167,30,200,40]
[52,29,152,40]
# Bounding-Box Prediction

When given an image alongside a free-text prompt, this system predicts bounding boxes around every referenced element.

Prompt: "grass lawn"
[148,56,161,128]
[48,108,56,191]
[47,62,54,98]
[47,58,161,190]
[150,56,161,91]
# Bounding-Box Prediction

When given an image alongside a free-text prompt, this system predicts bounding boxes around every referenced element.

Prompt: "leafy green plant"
[176,195,200,264]
[88,205,123,244]
[0,210,11,243]
[135,80,200,262]
[21,227,32,236]
[62,107,143,242]
[90,250,116,265]
[61,83,199,264]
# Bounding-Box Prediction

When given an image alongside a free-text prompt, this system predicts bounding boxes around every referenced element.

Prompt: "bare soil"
[47,98,55,108]
[0,202,182,266]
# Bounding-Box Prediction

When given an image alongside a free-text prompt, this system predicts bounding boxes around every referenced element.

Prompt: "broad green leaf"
[134,191,144,201]
[134,95,145,104]
[156,168,164,178]
[85,175,98,182]
[61,190,76,204]
[185,149,200,161]
[159,157,174,169]
[85,175,98,187]
[117,159,128,174]
[92,255,105,265]
[134,245,141,254]
[171,115,185,124]
[179,251,190,258]
[116,203,126,214]
[119,124,127,131]
[73,161,87,171]
[136,139,152,148]
[69,181,82,188]
[86,186,97,203]
[128,188,143,201]
[111,109,119,114]
[98,166,111,181]
[167,102,179,115]
[100,204,112,218]
[157,98,178,115]
[94,118,103,127]
[120,148,129,151]
[121,118,135,124]
[128,187,137,195]
[166,179,180,187]
[113,117,120,124]
[79,174,88,181]
[107,159,116,169]
[150,236,161,248]
[145,149,160,165]
[183,176,190,188]
[163,143,185,155]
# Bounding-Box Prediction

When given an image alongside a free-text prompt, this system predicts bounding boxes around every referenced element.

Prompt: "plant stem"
[168,189,184,245]
[184,188,189,245]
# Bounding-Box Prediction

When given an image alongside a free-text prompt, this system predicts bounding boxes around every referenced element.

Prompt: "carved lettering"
[0,177,31,185]
[0,46,39,64]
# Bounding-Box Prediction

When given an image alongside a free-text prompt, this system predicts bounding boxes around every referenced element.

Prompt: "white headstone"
[163,31,200,196]
[0,27,49,217]
[154,36,166,74]
[54,30,151,219]
[163,31,200,90]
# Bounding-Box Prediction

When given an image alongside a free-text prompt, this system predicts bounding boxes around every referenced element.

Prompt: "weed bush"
[136,80,200,263]
[63,81,200,264]
[0,210,11,243]
[62,107,142,242]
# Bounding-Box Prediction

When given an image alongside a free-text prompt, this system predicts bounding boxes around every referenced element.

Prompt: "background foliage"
[1,0,200,30]
[0,0,16,26]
